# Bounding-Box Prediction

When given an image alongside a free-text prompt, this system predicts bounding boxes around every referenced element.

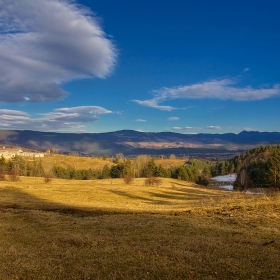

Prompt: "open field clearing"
[154,158,186,168]
[0,177,280,279]
[40,154,114,172]
[39,154,186,172]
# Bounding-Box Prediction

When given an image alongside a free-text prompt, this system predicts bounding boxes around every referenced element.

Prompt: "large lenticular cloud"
[0,0,116,103]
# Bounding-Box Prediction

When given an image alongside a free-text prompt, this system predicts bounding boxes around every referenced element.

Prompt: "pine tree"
[123,159,134,176]
[142,158,156,177]
[101,164,111,179]
[177,167,189,181]
[0,155,6,175]
[269,148,280,187]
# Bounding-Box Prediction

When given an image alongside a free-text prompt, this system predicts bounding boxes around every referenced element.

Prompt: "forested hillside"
[0,154,212,185]
[221,145,280,189]
[1,145,280,190]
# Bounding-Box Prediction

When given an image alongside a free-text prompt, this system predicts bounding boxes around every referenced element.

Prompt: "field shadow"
[109,190,175,205]
[170,184,230,196]
[146,190,211,201]
[0,187,136,217]
[167,181,197,187]
[109,188,217,204]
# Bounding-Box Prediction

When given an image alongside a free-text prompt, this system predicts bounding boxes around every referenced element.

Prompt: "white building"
[0,147,44,159]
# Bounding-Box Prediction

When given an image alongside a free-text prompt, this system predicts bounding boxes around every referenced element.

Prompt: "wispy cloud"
[135,78,280,110]
[155,79,280,101]
[168,117,179,121]
[133,99,175,111]
[204,126,222,130]
[0,106,112,131]
[243,68,250,72]
[172,126,194,131]
[172,125,222,131]
[0,0,116,103]
[135,119,146,122]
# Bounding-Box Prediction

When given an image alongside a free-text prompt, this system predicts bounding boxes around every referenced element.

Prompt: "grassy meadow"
[40,154,186,172]
[0,176,280,279]
[40,154,115,172]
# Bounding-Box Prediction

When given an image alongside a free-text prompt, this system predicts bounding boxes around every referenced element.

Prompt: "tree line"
[2,146,279,189]
[52,156,208,184]
[0,155,44,180]
[0,154,215,185]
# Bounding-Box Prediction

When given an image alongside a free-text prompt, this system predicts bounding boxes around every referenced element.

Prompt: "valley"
[1,129,280,158]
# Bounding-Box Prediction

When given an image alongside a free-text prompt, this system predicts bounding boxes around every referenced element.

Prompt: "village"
[0,147,46,159]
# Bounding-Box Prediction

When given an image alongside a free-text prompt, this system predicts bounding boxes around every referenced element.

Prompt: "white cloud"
[135,78,280,110]
[154,79,280,101]
[204,126,221,130]
[0,0,116,103]
[172,125,221,131]
[172,126,194,131]
[133,99,175,111]
[168,117,179,121]
[42,106,112,123]
[0,109,29,116]
[243,68,250,72]
[135,119,146,122]
[0,106,112,131]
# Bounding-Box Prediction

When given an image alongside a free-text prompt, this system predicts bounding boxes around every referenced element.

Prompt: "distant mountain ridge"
[1,129,280,159]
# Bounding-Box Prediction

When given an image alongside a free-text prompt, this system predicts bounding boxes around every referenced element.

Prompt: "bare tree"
[169,154,176,160]
[116,153,124,159]
[51,147,59,154]
[133,155,151,178]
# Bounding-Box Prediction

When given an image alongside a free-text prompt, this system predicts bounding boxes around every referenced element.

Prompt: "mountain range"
[1,129,280,159]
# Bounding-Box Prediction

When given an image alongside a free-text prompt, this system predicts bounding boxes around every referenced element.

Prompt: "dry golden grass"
[41,154,114,171]
[154,158,186,168]
[40,154,185,172]
[0,177,226,212]
[0,177,279,279]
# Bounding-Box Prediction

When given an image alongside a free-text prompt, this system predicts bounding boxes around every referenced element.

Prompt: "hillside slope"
[1,129,280,158]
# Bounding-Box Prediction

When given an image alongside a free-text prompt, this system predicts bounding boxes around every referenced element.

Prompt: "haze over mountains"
[1,130,280,159]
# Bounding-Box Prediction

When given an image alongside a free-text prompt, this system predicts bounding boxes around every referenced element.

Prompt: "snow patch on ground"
[211,174,264,194]
[212,174,237,182]
[245,190,263,195]
[217,184,234,190]
[211,174,237,190]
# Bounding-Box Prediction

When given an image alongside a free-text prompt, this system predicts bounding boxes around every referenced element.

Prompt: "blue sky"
[0,0,280,134]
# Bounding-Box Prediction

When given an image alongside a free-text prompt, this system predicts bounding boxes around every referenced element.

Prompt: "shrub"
[123,175,134,185]
[44,174,53,183]
[233,181,245,191]
[265,187,280,197]
[0,173,6,181]
[9,168,19,182]
[197,175,210,186]
[144,176,162,186]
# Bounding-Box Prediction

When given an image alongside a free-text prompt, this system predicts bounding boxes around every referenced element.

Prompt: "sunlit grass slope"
[40,154,186,172]
[0,177,231,213]
[0,177,279,279]
[41,154,114,171]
